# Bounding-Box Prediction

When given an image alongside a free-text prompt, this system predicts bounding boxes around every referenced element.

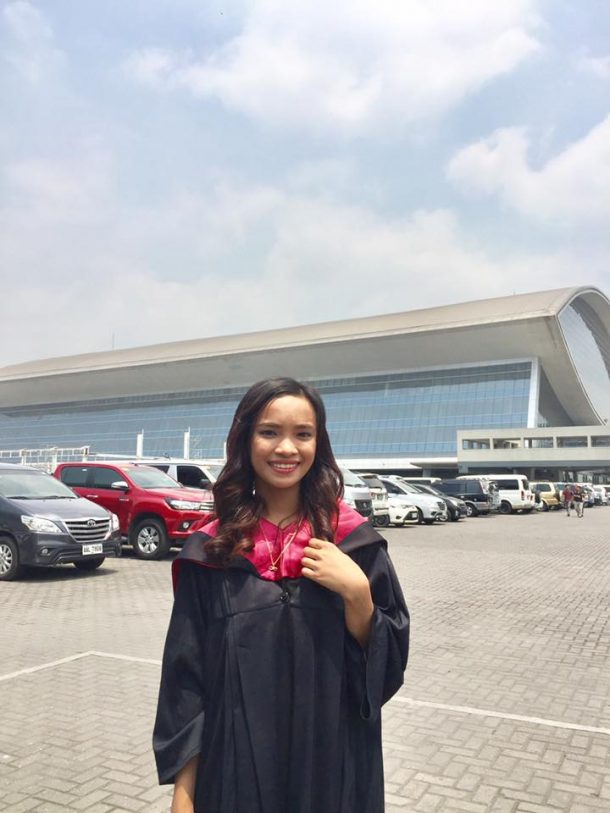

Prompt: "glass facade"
[559,298,610,422]
[0,362,532,459]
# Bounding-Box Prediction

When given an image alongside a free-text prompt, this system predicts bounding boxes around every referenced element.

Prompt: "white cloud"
[577,53,610,80]
[0,167,590,366]
[2,1,64,82]
[446,117,610,223]
[124,0,541,137]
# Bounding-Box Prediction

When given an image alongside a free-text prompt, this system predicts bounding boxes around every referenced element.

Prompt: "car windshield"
[125,468,181,489]
[360,475,384,490]
[0,470,76,499]
[394,480,418,494]
[341,469,366,487]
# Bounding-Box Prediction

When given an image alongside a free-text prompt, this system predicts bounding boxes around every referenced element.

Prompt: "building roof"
[0,286,608,429]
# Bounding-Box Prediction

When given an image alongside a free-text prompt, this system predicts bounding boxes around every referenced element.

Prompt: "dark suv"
[435,478,499,517]
[54,462,214,560]
[0,464,121,581]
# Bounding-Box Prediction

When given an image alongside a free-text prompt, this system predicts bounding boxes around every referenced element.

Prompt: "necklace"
[260,519,302,572]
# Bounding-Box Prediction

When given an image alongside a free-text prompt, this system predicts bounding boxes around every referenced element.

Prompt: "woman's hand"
[302,538,374,646]
[301,537,368,600]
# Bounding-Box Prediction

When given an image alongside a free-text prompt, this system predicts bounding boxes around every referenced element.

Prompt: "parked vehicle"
[379,476,447,524]
[530,481,561,511]
[408,482,467,521]
[340,468,373,519]
[137,459,220,490]
[355,473,390,527]
[388,498,420,527]
[459,474,534,515]
[0,464,121,581]
[436,478,499,517]
[400,477,441,486]
[54,462,214,560]
[592,485,609,505]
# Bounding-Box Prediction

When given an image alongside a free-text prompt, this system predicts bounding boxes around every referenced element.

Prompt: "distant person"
[153,377,410,813]
[573,485,584,518]
[562,484,575,516]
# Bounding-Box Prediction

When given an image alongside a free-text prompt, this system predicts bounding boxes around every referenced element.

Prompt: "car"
[471,474,535,515]
[134,459,221,490]
[0,464,121,581]
[435,478,499,517]
[388,498,420,527]
[530,481,561,511]
[354,473,390,527]
[339,468,374,520]
[592,485,609,505]
[379,476,447,524]
[407,482,468,521]
[54,462,214,560]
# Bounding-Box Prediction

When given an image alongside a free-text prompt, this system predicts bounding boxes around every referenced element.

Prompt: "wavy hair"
[206,378,343,565]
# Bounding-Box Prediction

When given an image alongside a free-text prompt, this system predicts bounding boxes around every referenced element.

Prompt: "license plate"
[83,543,103,555]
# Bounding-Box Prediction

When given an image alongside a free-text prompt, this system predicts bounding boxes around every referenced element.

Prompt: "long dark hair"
[206,378,343,565]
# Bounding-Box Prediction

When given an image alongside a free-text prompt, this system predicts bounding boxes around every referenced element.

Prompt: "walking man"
[573,486,584,518]
[562,484,575,516]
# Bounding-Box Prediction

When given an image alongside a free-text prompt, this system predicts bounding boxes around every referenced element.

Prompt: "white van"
[140,459,222,491]
[459,474,534,515]
[340,468,374,520]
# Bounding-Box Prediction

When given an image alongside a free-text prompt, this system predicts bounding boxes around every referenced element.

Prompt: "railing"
[0,446,91,472]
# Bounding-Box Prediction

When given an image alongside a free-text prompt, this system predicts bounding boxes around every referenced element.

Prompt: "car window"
[341,468,366,487]
[92,467,125,489]
[126,467,180,489]
[0,470,77,499]
[492,479,519,490]
[437,482,460,495]
[177,466,212,489]
[381,480,401,495]
[59,467,90,487]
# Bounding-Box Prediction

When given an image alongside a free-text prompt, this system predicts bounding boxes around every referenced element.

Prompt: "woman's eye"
[298,432,313,439]
[259,429,276,437]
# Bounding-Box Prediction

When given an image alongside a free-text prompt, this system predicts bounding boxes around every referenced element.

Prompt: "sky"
[1,0,609,366]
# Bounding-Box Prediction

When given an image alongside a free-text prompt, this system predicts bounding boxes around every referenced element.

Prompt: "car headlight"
[166,498,205,511]
[21,515,63,534]
[110,513,120,531]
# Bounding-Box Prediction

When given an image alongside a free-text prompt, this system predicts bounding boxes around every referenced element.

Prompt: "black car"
[435,478,499,517]
[408,482,468,521]
[0,464,121,581]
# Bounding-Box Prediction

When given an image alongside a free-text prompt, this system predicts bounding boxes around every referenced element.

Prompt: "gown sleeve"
[344,542,409,720]
[153,562,208,784]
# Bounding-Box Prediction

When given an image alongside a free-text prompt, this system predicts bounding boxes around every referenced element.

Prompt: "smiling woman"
[153,377,410,813]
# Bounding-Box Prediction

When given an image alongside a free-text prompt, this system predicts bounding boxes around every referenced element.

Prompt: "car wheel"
[465,503,478,517]
[73,557,105,571]
[499,501,512,515]
[542,501,549,512]
[450,509,460,521]
[376,515,390,528]
[131,518,170,560]
[0,535,23,582]
[423,518,435,525]
[416,508,424,524]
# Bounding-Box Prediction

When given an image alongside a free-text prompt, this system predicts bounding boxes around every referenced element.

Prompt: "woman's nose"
[275,436,297,454]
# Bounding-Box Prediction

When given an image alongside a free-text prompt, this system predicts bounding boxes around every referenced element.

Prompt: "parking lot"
[1,507,609,813]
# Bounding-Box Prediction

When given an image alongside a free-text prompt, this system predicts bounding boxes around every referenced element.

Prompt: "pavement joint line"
[3,652,610,739]
[0,650,161,683]
[392,696,610,736]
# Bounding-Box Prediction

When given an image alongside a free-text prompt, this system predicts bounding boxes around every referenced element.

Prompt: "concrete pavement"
[1,506,609,812]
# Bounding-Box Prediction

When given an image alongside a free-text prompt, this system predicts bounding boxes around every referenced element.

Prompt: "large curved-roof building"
[0,286,609,472]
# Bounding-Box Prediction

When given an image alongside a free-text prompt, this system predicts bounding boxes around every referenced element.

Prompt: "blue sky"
[1,0,609,365]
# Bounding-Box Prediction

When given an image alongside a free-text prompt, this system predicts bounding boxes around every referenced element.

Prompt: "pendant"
[269,564,278,571]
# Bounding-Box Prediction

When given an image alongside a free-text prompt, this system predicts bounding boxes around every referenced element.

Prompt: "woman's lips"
[268,461,299,474]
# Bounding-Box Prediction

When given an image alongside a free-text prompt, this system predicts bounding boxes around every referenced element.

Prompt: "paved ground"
[1,506,609,812]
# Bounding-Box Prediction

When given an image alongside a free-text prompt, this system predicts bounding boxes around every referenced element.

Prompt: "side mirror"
[111,480,129,491]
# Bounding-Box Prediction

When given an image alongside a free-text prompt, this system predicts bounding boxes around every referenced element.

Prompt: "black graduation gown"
[153,520,409,813]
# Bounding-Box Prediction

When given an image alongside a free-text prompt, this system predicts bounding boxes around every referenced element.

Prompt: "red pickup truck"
[54,462,213,559]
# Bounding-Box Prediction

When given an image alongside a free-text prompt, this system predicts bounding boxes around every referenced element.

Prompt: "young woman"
[153,378,409,813]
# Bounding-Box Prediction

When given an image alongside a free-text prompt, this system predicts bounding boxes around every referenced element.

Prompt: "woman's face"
[250,394,317,498]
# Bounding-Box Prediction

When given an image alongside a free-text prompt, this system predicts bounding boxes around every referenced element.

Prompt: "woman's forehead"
[257,394,316,424]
